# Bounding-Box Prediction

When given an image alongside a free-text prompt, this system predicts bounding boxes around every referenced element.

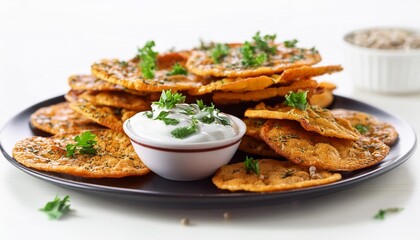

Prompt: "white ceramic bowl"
[123,114,246,181]
[343,28,420,94]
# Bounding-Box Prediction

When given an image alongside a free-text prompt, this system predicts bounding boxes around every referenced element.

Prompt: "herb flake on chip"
[166,62,188,76]
[244,156,260,176]
[210,43,230,63]
[138,40,158,79]
[284,91,308,110]
[66,131,97,157]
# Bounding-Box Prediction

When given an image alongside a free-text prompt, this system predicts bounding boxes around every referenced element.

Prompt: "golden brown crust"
[69,101,134,132]
[331,109,399,146]
[212,159,342,192]
[238,136,282,158]
[186,44,322,78]
[91,59,204,92]
[212,79,318,104]
[260,120,390,171]
[30,102,104,134]
[68,74,125,91]
[245,103,361,140]
[12,130,150,178]
[77,91,151,112]
[243,118,266,140]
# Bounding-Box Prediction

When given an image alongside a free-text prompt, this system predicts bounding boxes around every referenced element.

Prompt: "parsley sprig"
[244,156,260,176]
[171,117,198,139]
[240,32,277,67]
[196,100,230,126]
[210,43,230,63]
[39,195,71,220]
[154,111,180,125]
[253,32,277,55]
[354,124,369,134]
[66,131,97,157]
[138,41,158,79]
[166,62,188,76]
[284,39,298,48]
[240,41,267,67]
[374,208,403,220]
[284,91,308,110]
[153,90,186,109]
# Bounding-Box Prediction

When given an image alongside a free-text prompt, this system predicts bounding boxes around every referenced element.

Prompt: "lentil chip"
[260,120,390,171]
[30,102,104,135]
[186,43,322,78]
[245,102,361,140]
[212,159,341,192]
[239,135,282,159]
[331,109,399,146]
[77,91,151,112]
[12,129,150,178]
[91,58,203,92]
[69,101,136,132]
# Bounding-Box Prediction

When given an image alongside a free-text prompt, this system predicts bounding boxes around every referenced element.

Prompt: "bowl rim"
[342,26,420,54]
[123,114,246,150]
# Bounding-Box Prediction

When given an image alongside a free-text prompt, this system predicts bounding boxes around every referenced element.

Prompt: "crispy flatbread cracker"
[260,120,390,171]
[212,159,342,192]
[276,65,342,83]
[331,109,398,146]
[188,75,276,95]
[12,130,150,178]
[91,58,203,92]
[212,79,318,104]
[69,101,135,132]
[30,102,104,134]
[245,102,360,140]
[239,136,282,158]
[243,118,266,140]
[68,74,125,91]
[188,65,342,95]
[78,91,151,111]
[186,44,321,78]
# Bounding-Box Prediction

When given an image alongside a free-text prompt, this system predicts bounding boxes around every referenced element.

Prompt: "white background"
[0,0,419,239]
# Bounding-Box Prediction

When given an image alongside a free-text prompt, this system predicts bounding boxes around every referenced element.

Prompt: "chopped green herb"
[39,195,71,220]
[310,46,319,54]
[153,90,185,109]
[154,111,180,125]
[171,118,198,139]
[240,41,267,67]
[145,111,153,118]
[138,41,158,79]
[284,91,308,110]
[374,208,403,220]
[244,156,260,176]
[66,131,97,157]
[195,100,231,126]
[119,61,128,66]
[210,43,230,63]
[252,31,277,55]
[196,99,206,110]
[354,124,369,134]
[290,54,304,63]
[284,39,298,48]
[179,106,197,115]
[166,62,188,76]
[198,39,215,50]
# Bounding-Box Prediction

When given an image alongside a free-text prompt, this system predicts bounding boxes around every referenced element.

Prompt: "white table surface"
[1,0,419,239]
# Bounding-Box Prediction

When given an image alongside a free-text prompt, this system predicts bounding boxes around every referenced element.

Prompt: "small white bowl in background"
[123,114,246,181]
[343,27,420,94]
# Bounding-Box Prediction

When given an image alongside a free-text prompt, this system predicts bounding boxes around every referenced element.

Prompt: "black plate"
[0,95,417,207]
